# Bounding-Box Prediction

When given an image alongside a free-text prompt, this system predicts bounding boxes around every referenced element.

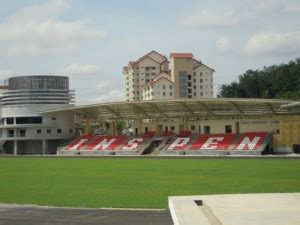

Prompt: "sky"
[0,0,299,104]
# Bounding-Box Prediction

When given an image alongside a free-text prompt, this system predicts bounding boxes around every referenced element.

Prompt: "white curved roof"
[40,98,296,120]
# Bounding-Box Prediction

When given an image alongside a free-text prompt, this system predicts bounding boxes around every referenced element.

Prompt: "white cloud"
[61,63,100,76]
[91,89,124,103]
[96,81,111,90]
[181,0,300,28]
[216,37,232,52]
[0,69,15,80]
[243,31,300,56]
[0,0,106,56]
[182,10,239,28]
[238,0,285,14]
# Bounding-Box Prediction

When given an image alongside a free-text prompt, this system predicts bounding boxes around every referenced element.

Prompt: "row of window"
[7,128,73,137]
[145,92,173,97]
[145,67,156,71]
[191,125,232,134]
[144,125,232,134]
[4,117,43,125]
[192,71,213,76]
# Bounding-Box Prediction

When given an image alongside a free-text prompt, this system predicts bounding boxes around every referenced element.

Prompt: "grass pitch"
[0,157,299,209]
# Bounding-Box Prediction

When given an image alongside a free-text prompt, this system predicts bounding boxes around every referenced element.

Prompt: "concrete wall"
[273,115,300,153]
[170,57,193,99]
[193,65,214,98]
[134,118,280,134]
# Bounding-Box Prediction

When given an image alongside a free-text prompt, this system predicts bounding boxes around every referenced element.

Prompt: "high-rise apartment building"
[123,51,214,101]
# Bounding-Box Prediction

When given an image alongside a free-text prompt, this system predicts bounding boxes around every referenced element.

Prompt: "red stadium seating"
[161,131,174,136]
[178,130,191,137]
[167,137,190,150]
[142,131,156,138]
[122,138,144,150]
[65,134,94,150]
[85,135,128,150]
[234,132,268,150]
[191,134,236,150]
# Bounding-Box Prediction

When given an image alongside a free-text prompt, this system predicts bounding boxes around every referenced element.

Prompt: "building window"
[200,79,203,83]
[193,79,196,82]
[191,125,195,130]
[193,85,196,89]
[8,129,14,137]
[194,92,196,96]
[169,85,172,89]
[57,129,62,133]
[170,92,172,96]
[163,92,166,96]
[52,117,56,120]
[69,129,73,134]
[171,126,175,131]
[6,118,14,124]
[16,117,42,124]
[47,129,51,134]
[37,129,41,134]
[163,85,165,90]
[145,67,150,71]
[204,126,210,134]
[200,72,203,76]
[19,129,26,137]
[225,125,232,133]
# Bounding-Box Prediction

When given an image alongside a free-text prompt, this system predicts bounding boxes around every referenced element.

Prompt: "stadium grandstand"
[40,98,300,156]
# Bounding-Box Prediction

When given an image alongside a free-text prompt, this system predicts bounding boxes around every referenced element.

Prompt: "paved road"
[0,204,173,225]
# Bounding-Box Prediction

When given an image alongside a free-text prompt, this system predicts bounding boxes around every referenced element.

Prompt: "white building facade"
[0,76,76,155]
[141,72,174,100]
[123,51,215,101]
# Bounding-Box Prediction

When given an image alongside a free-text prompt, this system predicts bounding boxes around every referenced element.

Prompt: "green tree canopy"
[219,58,300,100]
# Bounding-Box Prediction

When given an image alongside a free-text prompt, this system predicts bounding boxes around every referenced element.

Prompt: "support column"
[138,119,142,135]
[184,114,188,130]
[84,116,92,134]
[112,120,116,136]
[13,140,18,156]
[42,139,47,155]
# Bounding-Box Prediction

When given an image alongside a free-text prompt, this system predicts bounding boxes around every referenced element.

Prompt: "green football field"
[0,157,299,209]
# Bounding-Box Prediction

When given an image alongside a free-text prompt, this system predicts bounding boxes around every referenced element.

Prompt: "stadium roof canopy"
[40,98,297,120]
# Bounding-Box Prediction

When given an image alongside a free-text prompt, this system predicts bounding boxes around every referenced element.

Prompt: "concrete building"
[141,72,174,100]
[0,75,76,155]
[123,51,214,101]
[169,53,214,99]
[123,51,168,101]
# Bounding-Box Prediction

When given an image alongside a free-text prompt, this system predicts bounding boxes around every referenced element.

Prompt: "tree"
[219,58,300,100]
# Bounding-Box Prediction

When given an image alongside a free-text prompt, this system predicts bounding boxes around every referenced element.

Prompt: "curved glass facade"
[8,76,69,90]
[1,76,75,106]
